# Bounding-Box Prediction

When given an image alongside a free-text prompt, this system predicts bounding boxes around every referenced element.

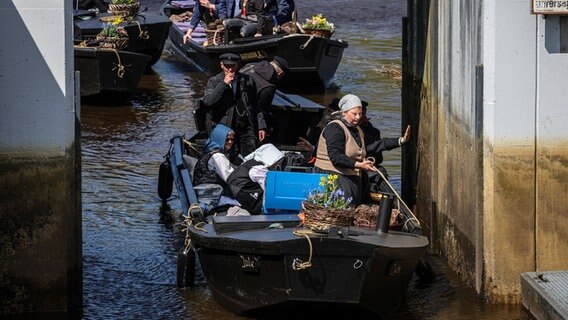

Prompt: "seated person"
[193,124,240,196]
[183,0,222,43]
[242,0,276,37]
[226,143,283,214]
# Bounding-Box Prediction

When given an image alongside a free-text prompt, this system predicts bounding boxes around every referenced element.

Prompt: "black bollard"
[176,245,196,288]
[376,193,395,233]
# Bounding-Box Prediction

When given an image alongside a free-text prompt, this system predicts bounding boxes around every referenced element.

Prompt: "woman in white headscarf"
[314,94,375,206]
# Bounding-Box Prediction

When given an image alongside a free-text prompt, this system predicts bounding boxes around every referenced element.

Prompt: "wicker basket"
[204,27,225,46]
[353,204,404,230]
[301,202,353,233]
[108,2,141,17]
[96,36,129,50]
[303,28,333,38]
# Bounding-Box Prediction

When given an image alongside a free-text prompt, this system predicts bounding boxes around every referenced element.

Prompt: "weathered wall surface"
[403,0,568,302]
[0,0,81,314]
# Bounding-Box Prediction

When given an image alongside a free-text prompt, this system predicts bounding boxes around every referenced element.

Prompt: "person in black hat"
[239,56,289,142]
[200,52,261,156]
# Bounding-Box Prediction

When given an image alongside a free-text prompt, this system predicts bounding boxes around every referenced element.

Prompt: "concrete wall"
[403,0,568,302]
[0,0,81,314]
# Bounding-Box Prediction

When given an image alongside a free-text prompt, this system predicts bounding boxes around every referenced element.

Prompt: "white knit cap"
[338,94,362,112]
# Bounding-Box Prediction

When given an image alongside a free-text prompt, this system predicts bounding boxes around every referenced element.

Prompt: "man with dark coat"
[201,53,261,156]
[239,56,288,142]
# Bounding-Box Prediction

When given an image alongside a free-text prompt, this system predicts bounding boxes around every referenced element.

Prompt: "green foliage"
[305,174,351,209]
[302,14,335,31]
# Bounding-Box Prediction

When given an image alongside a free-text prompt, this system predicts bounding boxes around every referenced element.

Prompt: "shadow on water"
[78,1,534,319]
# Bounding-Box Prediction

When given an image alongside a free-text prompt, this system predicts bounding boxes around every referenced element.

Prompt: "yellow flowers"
[308,174,351,209]
[302,14,335,32]
[112,16,124,26]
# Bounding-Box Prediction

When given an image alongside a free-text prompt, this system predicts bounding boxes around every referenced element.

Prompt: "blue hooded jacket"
[204,124,233,153]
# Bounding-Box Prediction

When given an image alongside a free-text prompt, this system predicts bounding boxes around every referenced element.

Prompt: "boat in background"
[158,93,428,317]
[159,0,348,92]
[74,46,151,97]
[74,10,172,67]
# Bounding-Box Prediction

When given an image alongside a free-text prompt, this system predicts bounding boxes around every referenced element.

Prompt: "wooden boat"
[159,93,428,317]
[159,1,349,92]
[74,9,172,67]
[74,46,151,97]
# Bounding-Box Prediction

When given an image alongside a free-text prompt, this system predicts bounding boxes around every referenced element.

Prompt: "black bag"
[226,159,264,215]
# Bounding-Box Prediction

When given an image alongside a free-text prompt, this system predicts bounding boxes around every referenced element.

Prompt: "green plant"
[98,17,128,38]
[305,174,351,209]
[111,0,137,4]
[302,14,335,32]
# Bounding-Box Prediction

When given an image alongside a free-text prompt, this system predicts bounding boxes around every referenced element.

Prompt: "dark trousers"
[233,114,257,156]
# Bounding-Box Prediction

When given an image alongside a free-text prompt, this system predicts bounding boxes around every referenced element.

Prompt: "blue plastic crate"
[264,171,327,214]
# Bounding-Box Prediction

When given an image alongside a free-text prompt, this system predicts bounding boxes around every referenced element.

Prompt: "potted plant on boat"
[96,16,129,49]
[108,0,141,17]
[300,174,353,232]
[302,14,335,38]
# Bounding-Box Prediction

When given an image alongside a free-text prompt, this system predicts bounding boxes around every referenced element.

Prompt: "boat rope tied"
[131,20,150,39]
[213,28,223,46]
[299,35,314,50]
[110,49,126,78]
[291,230,313,270]
[366,157,420,226]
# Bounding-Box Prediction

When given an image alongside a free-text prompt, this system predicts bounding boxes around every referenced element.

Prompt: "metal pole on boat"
[377,193,395,233]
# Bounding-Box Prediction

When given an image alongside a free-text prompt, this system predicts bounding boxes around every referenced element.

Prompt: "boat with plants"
[73,0,172,67]
[74,46,151,97]
[159,0,348,92]
[158,93,428,317]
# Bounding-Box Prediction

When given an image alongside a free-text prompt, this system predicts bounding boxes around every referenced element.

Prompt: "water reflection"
[80,0,531,319]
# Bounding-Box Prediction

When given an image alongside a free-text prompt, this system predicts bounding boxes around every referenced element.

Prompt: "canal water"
[81,0,531,319]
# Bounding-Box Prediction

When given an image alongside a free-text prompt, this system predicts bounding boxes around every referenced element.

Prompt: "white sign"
[533,0,568,14]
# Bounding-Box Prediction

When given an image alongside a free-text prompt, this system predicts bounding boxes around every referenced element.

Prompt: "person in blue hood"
[193,124,241,193]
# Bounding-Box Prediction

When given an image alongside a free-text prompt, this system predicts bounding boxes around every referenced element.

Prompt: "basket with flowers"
[108,0,141,17]
[96,16,129,49]
[300,174,353,232]
[302,14,335,38]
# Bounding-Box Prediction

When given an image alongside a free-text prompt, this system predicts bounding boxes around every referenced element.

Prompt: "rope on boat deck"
[130,20,150,39]
[291,230,314,270]
[181,204,207,250]
[110,49,126,78]
[366,157,421,226]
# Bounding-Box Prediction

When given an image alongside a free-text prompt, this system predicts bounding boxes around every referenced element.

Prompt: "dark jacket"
[201,71,261,132]
[190,0,222,29]
[359,121,400,165]
[320,119,364,169]
[240,61,278,129]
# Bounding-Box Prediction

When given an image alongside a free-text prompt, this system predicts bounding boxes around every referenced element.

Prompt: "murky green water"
[80,1,531,319]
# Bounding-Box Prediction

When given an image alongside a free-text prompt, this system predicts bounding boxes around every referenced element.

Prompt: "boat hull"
[74,47,151,97]
[74,12,172,67]
[189,220,428,317]
[161,2,348,92]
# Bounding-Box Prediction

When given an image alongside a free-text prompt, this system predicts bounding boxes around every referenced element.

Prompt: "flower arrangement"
[98,16,128,39]
[305,174,351,209]
[302,14,335,32]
